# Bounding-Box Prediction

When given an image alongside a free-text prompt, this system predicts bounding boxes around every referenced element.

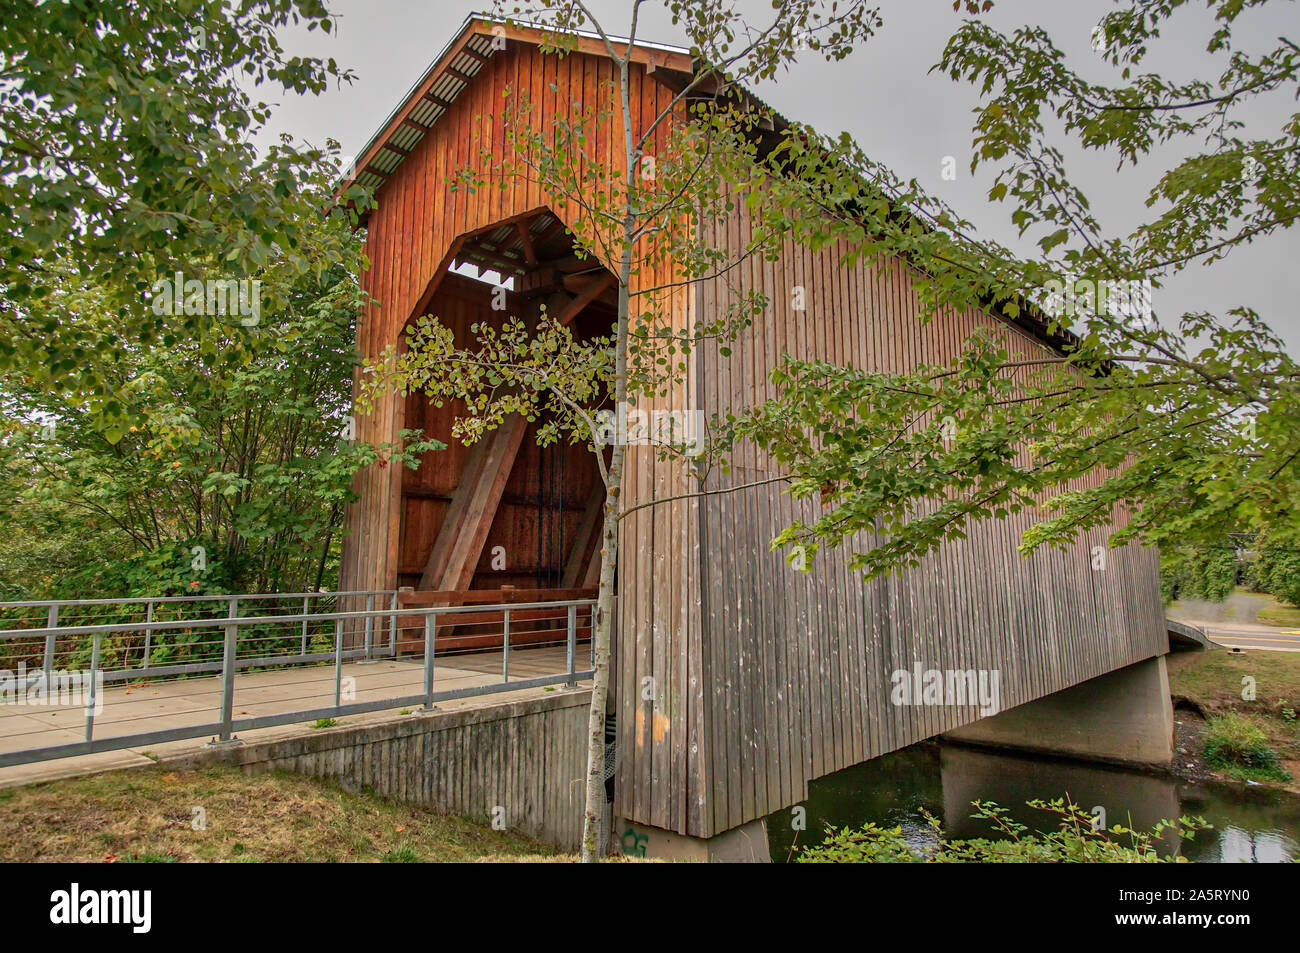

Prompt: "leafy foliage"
[1202,712,1292,782]
[1,205,441,599]
[0,0,372,428]
[738,0,1300,575]
[1161,546,1238,604]
[1253,537,1300,608]
[798,797,1210,863]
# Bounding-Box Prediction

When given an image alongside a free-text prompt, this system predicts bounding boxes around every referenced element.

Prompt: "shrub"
[797,799,1209,863]
[1202,712,1291,781]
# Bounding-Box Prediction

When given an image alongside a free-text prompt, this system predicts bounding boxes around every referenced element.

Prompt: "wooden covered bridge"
[335,16,1169,856]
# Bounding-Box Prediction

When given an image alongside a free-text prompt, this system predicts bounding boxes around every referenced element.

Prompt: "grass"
[1254,593,1300,628]
[1202,712,1292,783]
[381,844,422,863]
[1168,648,1300,787]
[1169,648,1300,716]
[0,763,563,863]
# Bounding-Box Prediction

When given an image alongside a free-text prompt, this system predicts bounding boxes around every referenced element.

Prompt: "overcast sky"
[262,0,1300,352]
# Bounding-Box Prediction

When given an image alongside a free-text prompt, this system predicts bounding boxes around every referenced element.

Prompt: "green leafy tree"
[737,0,1300,577]
[0,0,371,429]
[1254,535,1300,607]
[1160,546,1238,604]
[1,199,440,600]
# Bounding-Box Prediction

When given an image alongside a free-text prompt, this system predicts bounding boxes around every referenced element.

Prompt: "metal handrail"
[0,599,594,641]
[0,595,598,769]
[0,589,394,609]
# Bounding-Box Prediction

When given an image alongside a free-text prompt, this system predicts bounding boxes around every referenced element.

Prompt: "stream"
[766,742,1300,863]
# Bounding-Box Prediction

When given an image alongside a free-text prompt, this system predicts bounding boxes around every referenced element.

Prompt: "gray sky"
[262,0,1300,352]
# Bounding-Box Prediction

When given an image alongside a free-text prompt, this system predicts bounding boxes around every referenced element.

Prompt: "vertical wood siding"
[338,42,706,836]
[341,34,1165,843]
[694,203,1167,838]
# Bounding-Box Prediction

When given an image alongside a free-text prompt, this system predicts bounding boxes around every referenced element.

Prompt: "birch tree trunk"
[579,443,623,861]
[579,277,630,861]
[579,50,637,863]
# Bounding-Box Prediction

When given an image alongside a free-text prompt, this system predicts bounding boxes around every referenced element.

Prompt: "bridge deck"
[0,644,588,788]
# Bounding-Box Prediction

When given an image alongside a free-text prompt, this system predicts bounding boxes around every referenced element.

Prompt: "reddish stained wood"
[561,483,605,588]
[516,218,538,267]
[553,273,615,325]
[340,23,1164,846]
[435,416,529,592]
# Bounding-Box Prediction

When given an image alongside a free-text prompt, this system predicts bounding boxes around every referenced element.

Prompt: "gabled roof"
[339,14,1079,358]
[336,14,692,203]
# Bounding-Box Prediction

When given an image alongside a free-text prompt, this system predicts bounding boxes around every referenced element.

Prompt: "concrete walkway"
[0,645,588,788]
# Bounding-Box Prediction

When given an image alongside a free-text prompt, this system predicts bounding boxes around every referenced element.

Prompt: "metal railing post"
[388,591,398,658]
[83,631,101,742]
[566,603,577,688]
[43,604,57,685]
[502,609,511,683]
[333,617,344,707]
[363,593,374,660]
[300,595,310,656]
[141,600,153,669]
[423,612,436,711]
[217,597,238,743]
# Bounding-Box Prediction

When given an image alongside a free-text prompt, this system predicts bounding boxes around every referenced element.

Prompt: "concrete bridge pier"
[942,654,1175,767]
[939,745,1184,854]
[613,816,772,862]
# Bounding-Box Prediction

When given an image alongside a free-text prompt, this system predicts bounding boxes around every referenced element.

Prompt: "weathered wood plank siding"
[168,693,591,851]
[694,203,1167,837]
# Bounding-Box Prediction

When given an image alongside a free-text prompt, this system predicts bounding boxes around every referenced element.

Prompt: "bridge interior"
[393,209,615,625]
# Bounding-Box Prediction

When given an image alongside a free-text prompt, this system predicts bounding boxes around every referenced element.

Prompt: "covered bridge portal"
[337,17,1168,849]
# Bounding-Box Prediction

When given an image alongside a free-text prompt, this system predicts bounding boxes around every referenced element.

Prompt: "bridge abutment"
[163,690,592,852]
[942,654,1174,767]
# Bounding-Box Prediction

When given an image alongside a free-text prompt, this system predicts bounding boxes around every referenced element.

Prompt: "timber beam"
[561,483,607,589]
[418,415,529,591]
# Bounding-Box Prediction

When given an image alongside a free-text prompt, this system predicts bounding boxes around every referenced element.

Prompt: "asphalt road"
[1202,624,1300,653]
[1169,591,1300,653]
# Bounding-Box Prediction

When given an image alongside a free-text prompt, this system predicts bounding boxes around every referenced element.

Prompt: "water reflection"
[767,742,1300,863]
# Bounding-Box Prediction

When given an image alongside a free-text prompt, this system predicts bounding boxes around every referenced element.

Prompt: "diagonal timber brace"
[418,415,528,591]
